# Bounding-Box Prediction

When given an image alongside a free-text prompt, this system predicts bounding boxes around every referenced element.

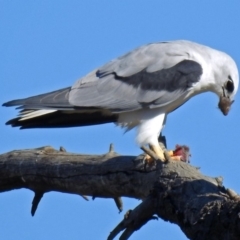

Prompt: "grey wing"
[69,42,203,113]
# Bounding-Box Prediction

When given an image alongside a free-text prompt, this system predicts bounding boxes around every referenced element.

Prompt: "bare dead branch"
[31,191,44,216]
[114,197,123,213]
[108,197,158,240]
[1,146,240,239]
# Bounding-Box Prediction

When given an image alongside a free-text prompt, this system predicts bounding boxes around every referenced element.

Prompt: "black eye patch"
[226,77,234,93]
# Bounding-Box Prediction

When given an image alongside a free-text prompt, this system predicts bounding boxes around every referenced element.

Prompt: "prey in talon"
[167,145,191,163]
[143,144,191,166]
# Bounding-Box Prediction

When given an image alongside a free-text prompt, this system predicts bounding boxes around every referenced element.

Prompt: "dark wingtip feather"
[4,111,118,129]
[5,117,21,127]
[3,87,72,108]
[2,101,10,107]
[2,99,23,107]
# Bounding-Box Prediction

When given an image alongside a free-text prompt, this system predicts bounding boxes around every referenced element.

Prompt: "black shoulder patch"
[113,60,203,92]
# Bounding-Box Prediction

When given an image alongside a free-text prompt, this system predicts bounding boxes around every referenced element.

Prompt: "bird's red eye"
[225,78,234,93]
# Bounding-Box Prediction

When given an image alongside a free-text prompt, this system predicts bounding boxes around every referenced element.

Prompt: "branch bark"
[0,145,240,239]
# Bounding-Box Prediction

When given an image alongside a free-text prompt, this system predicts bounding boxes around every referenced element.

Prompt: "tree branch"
[0,145,240,239]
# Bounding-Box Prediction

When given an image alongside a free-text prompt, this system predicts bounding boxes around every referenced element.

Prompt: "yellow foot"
[143,154,158,165]
[141,144,166,164]
[149,144,165,162]
[142,144,191,165]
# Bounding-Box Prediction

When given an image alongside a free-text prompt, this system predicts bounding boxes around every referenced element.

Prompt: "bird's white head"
[210,50,239,116]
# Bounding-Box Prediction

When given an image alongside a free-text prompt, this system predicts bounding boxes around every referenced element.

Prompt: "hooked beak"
[218,87,234,116]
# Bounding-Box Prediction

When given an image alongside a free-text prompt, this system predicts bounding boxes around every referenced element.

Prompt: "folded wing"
[3,41,203,129]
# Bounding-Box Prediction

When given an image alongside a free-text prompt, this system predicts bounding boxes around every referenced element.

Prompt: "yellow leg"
[149,144,166,162]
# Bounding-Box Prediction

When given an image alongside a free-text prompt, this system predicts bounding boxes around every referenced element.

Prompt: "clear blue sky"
[1,1,240,239]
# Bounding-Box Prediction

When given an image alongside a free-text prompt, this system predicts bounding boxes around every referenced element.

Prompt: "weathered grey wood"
[0,146,240,240]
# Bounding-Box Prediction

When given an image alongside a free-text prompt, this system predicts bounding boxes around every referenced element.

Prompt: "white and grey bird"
[3,40,239,161]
